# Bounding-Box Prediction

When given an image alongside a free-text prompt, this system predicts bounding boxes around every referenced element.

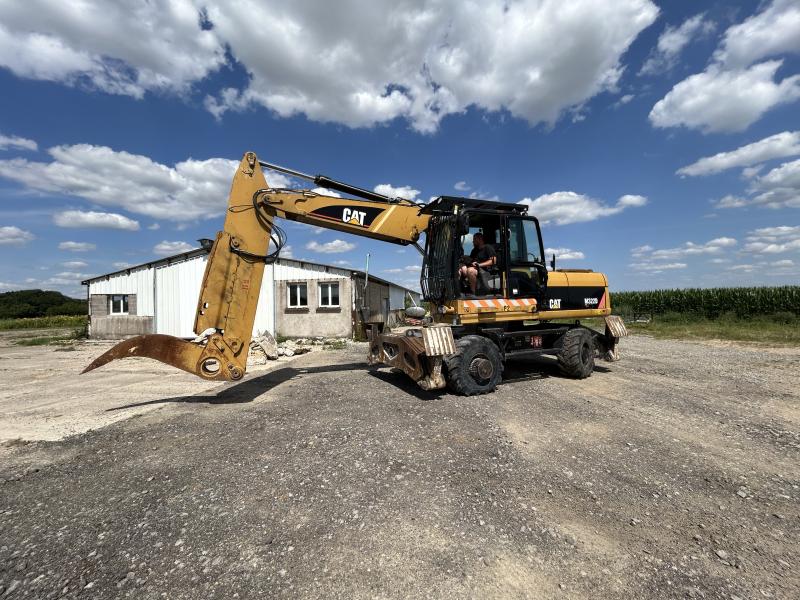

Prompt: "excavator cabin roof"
[422,196,528,215]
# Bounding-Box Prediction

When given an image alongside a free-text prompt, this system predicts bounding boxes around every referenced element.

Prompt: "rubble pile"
[248,333,345,365]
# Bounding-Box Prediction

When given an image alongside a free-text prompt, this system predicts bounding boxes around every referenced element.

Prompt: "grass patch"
[12,325,88,347]
[625,312,800,345]
[0,315,87,330]
[324,339,348,350]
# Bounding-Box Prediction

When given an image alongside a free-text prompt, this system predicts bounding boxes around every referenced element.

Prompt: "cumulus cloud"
[518,191,647,225]
[715,158,800,210]
[743,225,800,254]
[677,131,800,176]
[311,187,342,198]
[207,0,657,132]
[153,240,194,255]
[0,0,225,98]
[0,225,35,245]
[650,61,800,133]
[454,181,470,192]
[59,241,95,252]
[0,132,37,151]
[713,0,800,68]
[305,239,356,254]
[650,1,800,134]
[545,247,584,260]
[62,260,88,269]
[639,13,714,76]
[629,261,687,273]
[383,265,422,274]
[53,209,140,230]
[373,183,421,202]
[648,237,737,260]
[0,144,238,221]
[629,238,736,273]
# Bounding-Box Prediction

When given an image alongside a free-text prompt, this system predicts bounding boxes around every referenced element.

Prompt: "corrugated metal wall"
[273,261,349,281]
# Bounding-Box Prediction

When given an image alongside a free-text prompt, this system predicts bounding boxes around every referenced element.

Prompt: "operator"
[459,232,496,295]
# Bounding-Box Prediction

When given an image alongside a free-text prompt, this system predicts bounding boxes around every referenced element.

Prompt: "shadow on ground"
[107,362,366,411]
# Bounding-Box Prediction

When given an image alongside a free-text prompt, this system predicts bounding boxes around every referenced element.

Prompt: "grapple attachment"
[82,152,273,381]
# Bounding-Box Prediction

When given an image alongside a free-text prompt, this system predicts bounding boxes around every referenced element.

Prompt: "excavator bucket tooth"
[81,334,231,380]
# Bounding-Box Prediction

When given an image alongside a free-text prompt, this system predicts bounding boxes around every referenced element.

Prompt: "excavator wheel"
[557,327,595,379]
[444,335,503,396]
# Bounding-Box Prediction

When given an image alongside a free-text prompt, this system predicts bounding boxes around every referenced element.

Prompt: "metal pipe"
[258,160,315,182]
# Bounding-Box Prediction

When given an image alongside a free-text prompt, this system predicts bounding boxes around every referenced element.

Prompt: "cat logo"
[548,298,561,309]
[342,208,367,227]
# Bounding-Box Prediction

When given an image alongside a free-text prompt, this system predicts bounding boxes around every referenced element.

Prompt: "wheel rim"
[468,354,494,385]
[580,342,591,366]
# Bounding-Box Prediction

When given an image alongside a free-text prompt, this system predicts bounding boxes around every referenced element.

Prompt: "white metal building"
[82,249,421,340]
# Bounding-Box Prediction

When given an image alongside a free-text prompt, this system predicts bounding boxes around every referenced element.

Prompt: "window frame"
[286,282,309,308]
[318,281,341,308]
[109,294,129,315]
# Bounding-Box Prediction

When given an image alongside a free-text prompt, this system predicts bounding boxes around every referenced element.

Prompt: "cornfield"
[611,286,800,319]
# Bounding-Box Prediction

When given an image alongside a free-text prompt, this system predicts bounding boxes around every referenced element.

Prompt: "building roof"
[81,248,421,295]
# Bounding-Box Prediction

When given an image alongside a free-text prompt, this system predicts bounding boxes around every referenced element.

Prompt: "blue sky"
[1,0,799,298]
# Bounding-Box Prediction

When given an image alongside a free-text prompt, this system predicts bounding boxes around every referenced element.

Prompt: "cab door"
[504,216,547,304]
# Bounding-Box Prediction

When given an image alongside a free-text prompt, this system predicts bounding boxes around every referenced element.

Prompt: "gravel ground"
[0,335,798,599]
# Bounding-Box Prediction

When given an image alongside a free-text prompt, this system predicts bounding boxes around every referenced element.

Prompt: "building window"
[287,283,308,308]
[319,282,340,308]
[109,294,129,315]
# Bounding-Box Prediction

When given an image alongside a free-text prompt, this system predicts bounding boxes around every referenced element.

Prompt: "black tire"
[557,327,595,379]
[444,335,503,395]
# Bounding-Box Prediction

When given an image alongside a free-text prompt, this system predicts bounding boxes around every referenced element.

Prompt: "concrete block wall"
[276,278,352,338]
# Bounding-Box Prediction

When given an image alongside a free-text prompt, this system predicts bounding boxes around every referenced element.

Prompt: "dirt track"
[0,336,798,599]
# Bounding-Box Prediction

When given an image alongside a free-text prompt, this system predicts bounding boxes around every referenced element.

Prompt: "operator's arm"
[472,245,496,269]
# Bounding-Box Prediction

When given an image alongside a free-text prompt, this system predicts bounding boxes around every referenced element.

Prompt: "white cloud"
[650,1,800,134]
[0,281,22,291]
[58,241,95,252]
[0,144,238,221]
[61,260,87,268]
[649,61,800,133]
[545,247,584,260]
[649,237,736,260]
[713,0,800,68]
[629,261,687,273]
[53,209,140,230]
[678,131,800,176]
[153,240,194,256]
[518,191,647,225]
[613,94,635,108]
[383,265,422,274]
[279,244,293,259]
[112,261,133,268]
[0,0,224,98]
[203,0,658,132]
[311,187,341,198]
[0,225,34,245]
[305,239,356,254]
[373,184,421,202]
[640,13,714,76]
[0,132,37,151]
[718,158,800,210]
[743,225,800,254]
[631,244,653,257]
[0,1,659,132]
[454,181,470,192]
[147,223,160,230]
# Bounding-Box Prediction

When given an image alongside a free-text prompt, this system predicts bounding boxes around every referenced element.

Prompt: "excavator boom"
[83,151,430,381]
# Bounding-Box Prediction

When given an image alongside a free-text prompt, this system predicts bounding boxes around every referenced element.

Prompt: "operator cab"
[420,197,548,304]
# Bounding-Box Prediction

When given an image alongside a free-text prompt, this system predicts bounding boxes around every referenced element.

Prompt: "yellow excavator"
[83,151,627,395]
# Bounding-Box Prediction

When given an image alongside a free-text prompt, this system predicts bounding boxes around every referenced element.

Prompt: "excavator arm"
[82,151,430,381]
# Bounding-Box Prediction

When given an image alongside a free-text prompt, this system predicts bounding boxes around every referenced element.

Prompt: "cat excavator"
[83,151,627,395]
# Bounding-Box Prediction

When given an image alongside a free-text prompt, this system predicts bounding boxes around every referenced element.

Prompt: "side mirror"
[550,253,556,271]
